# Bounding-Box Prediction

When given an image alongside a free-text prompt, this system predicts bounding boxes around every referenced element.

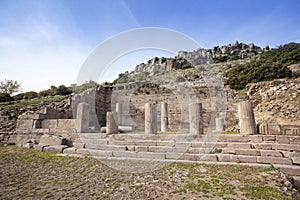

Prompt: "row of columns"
[145,102,204,135]
[76,100,257,135]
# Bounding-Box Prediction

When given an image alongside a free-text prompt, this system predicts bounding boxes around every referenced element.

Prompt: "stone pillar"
[189,103,203,135]
[145,103,157,134]
[76,103,90,133]
[238,100,257,134]
[161,102,168,132]
[106,112,118,134]
[216,117,225,132]
[116,103,122,126]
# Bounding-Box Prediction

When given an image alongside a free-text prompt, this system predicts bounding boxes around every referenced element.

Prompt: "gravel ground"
[0,146,299,199]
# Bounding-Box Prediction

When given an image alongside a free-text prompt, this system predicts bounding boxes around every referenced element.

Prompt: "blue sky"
[0,0,299,92]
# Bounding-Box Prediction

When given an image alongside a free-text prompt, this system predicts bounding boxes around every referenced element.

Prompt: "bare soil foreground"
[0,146,299,199]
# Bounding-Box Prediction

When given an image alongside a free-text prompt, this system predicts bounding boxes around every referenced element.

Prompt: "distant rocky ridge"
[123,41,266,83]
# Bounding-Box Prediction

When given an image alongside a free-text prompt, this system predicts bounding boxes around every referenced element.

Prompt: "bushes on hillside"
[0,93,13,102]
[225,43,299,90]
[13,91,38,100]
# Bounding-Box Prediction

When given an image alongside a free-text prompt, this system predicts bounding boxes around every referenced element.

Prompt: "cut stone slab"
[72,142,85,149]
[253,144,272,150]
[63,147,77,154]
[43,145,68,153]
[218,154,239,163]
[136,152,166,160]
[76,148,91,155]
[135,146,149,152]
[33,145,47,152]
[292,157,300,165]
[39,134,66,146]
[235,149,260,156]
[237,155,257,163]
[87,149,113,157]
[273,164,300,176]
[260,150,282,157]
[227,143,252,149]
[257,156,293,165]
[196,154,218,162]
[113,151,137,158]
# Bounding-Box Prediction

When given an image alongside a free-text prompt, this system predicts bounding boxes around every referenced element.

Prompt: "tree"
[0,79,21,95]
[0,93,13,102]
[57,85,72,95]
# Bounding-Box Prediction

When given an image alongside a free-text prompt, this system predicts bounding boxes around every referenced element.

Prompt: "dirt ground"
[0,146,299,199]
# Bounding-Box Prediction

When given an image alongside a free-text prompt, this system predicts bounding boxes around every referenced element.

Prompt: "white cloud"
[0,12,89,92]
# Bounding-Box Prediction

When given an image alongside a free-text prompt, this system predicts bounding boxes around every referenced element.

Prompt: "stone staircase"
[62,133,300,177]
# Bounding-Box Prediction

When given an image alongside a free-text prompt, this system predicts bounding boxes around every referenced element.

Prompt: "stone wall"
[69,81,240,131]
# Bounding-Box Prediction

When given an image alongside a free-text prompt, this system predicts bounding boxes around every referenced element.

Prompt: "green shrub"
[13,91,38,100]
[0,93,13,102]
[224,43,299,90]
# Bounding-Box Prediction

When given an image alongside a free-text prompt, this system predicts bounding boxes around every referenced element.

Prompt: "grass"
[0,95,67,109]
[0,146,298,199]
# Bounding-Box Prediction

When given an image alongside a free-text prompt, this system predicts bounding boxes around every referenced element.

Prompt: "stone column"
[116,103,122,126]
[189,103,203,135]
[161,102,168,132]
[238,100,257,134]
[76,103,90,133]
[145,103,157,134]
[106,112,118,134]
[216,117,225,132]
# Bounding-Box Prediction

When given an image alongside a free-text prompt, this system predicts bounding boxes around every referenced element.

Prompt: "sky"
[0,0,299,92]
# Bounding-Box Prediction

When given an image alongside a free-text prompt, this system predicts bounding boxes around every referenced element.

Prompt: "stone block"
[235,149,260,156]
[135,146,149,152]
[63,147,77,154]
[273,164,300,176]
[180,153,197,161]
[57,119,76,130]
[260,150,282,157]
[43,145,68,153]
[290,137,300,144]
[276,136,290,144]
[227,143,252,149]
[76,148,91,155]
[218,154,239,162]
[72,142,86,149]
[148,146,172,152]
[272,144,300,151]
[39,134,66,146]
[16,119,34,130]
[136,152,166,160]
[218,135,251,143]
[292,157,300,165]
[88,149,113,157]
[263,135,276,142]
[113,151,137,158]
[196,154,218,162]
[249,135,263,143]
[165,152,182,160]
[257,156,292,165]
[253,144,272,150]
[41,119,58,129]
[222,148,236,154]
[136,140,157,146]
[33,145,45,152]
[237,155,257,163]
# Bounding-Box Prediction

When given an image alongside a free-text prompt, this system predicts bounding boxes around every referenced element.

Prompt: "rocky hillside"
[246,78,300,125]
[113,41,265,84]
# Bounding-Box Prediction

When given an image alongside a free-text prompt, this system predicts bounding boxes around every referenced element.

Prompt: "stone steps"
[62,133,300,176]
